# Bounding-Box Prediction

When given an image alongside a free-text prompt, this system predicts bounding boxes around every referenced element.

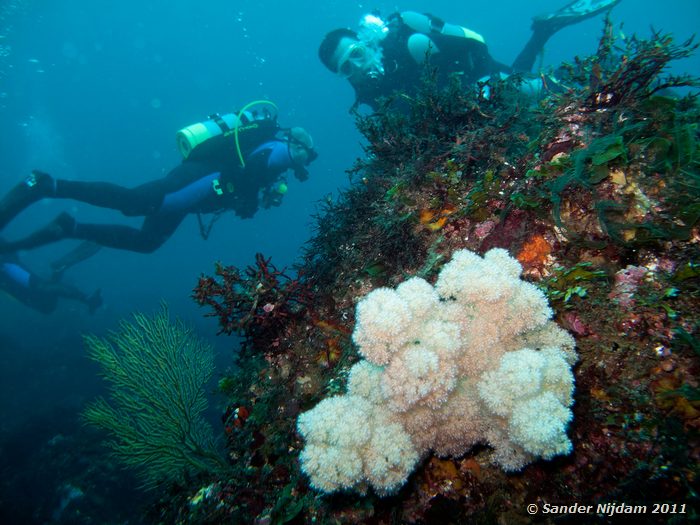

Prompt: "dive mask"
[336,41,385,79]
[285,127,317,181]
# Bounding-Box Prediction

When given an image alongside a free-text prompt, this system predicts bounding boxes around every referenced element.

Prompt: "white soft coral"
[298,249,577,495]
[297,361,420,495]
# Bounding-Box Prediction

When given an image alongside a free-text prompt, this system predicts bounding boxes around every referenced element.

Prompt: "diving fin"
[0,170,56,229]
[533,0,622,33]
[51,241,102,281]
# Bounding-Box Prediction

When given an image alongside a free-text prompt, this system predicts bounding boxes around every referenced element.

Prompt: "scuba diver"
[0,246,102,315]
[318,0,623,109]
[0,102,317,255]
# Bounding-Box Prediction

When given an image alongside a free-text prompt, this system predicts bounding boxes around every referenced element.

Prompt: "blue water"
[0,1,697,523]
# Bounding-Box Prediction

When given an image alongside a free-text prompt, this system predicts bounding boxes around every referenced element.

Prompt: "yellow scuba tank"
[176,100,279,166]
[176,113,244,159]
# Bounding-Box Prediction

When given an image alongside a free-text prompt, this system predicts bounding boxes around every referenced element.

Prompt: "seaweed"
[165,24,700,525]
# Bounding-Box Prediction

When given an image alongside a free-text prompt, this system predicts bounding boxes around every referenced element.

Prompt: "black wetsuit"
[349,12,507,109]
[0,253,95,313]
[14,139,297,254]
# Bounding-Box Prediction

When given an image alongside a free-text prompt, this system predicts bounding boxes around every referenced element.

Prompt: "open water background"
[0,1,697,522]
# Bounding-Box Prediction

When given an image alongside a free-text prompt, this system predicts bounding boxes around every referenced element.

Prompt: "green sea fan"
[82,305,225,489]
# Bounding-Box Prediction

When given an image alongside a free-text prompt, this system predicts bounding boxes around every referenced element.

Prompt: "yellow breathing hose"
[234,99,279,167]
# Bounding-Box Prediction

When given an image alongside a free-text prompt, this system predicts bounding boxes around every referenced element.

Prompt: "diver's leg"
[0,171,167,229]
[511,0,622,72]
[0,209,185,254]
[511,31,552,73]
[32,276,86,304]
[70,213,185,253]
[1,162,212,230]
[0,212,77,253]
[55,179,165,216]
[0,171,56,229]
[32,276,103,314]
[56,163,211,216]
[0,258,54,313]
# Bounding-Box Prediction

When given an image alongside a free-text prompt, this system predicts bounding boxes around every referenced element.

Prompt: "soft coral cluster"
[297,249,577,495]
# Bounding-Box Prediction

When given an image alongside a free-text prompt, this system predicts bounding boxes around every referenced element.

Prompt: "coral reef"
[161,24,699,524]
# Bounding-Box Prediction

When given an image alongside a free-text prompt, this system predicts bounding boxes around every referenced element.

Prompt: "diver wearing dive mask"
[335,41,385,80]
[285,127,318,182]
[319,12,496,109]
[319,2,623,110]
[333,14,388,80]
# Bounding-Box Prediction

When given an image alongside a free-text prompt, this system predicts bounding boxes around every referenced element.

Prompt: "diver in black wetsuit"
[0,248,102,314]
[318,0,622,109]
[0,110,317,255]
